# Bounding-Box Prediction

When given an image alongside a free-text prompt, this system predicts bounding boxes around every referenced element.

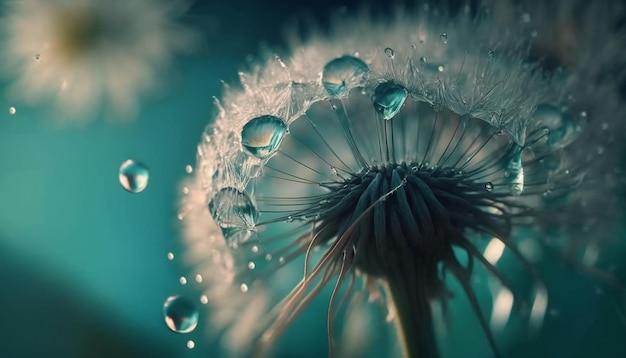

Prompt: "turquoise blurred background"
[0,0,625,357]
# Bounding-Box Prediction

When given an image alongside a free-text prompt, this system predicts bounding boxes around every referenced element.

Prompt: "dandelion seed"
[180,1,626,357]
[1,0,196,120]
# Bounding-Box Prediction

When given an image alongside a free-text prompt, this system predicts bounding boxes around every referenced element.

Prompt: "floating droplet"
[195,274,203,283]
[384,47,395,59]
[187,340,195,349]
[208,187,258,238]
[8,107,16,115]
[372,82,408,120]
[200,295,208,304]
[440,32,448,44]
[118,160,149,193]
[167,252,174,261]
[532,104,580,149]
[485,182,494,192]
[248,261,256,270]
[240,283,249,293]
[179,276,187,285]
[162,296,199,334]
[321,55,369,97]
[185,165,193,174]
[241,115,287,159]
[506,146,524,196]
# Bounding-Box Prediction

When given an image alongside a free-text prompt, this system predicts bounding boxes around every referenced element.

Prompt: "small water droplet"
[179,276,187,285]
[440,32,448,44]
[286,215,294,223]
[384,47,395,58]
[248,261,256,270]
[162,296,199,333]
[200,295,208,304]
[485,182,494,192]
[240,283,249,292]
[507,146,524,196]
[241,115,287,159]
[265,253,273,261]
[208,187,258,239]
[321,55,370,97]
[372,82,408,120]
[187,340,195,349]
[34,53,41,60]
[182,186,189,194]
[185,165,193,174]
[521,13,531,23]
[251,245,259,253]
[195,274,203,283]
[437,65,445,72]
[9,107,16,115]
[331,167,338,175]
[419,56,428,65]
[119,160,149,193]
[278,257,285,265]
[167,252,174,261]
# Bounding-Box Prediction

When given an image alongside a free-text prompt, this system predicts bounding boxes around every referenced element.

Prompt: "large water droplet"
[208,187,258,235]
[321,56,369,97]
[532,104,580,149]
[506,146,524,196]
[241,115,287,159]
[162,296,199,334]
[119,160,149,193]
[372,82,408,120]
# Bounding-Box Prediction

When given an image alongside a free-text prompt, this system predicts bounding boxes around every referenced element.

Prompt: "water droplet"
[187,340,195,349]
[506,146,524,196]
[485,182,494,192]
[179,276,187,285]
[34,53,41,60]
[331,167,338,175]
[321,55,369,97]
[419,56,428,64]
[208,187,258,238]
[278,257,285,264]
[195,274,203,283]
[185,165,193,174]
[248,261,256,270]
[372,82,408,120]
[440,32,448,44]
[521,13,531,23]
[241,115,287,159]
[437,65,445,72]
[384,47,395,58]
[162,296,199,333]
[8,107,16,115]
[118,160,149,193]
[240,283,249,293]
[532,104,580,149]
[182,186,189,195]
[265,253,273,261]
[167,252,174,261]
[200,295,208,304]
[251,245,259,253]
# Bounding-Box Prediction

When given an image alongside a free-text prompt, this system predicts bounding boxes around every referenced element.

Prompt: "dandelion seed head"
[181,1,626,356]
[1,0,196,120]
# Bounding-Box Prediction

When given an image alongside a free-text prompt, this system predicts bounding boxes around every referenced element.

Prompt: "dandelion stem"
[385,269,439,358]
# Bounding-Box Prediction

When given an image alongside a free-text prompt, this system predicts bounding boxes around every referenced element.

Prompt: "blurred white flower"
[1,0,196,120]
[180,1,625,357]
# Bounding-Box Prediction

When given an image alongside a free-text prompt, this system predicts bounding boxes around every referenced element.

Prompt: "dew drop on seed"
[384,47,395,58]
[532,104,579,149]
[241,115,287,159]
[506,146,524,196]
[118,160,149,193]
[162,296,199,334]
[485,182,494,192]
[208,187,258,236]
[321,55,369,97]
[440,32,448,44]
[372,82,408,120]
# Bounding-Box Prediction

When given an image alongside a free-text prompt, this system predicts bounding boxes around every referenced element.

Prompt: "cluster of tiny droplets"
[180,1,626,357]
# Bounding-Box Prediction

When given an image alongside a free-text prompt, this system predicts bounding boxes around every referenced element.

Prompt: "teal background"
[0,1,625,357]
